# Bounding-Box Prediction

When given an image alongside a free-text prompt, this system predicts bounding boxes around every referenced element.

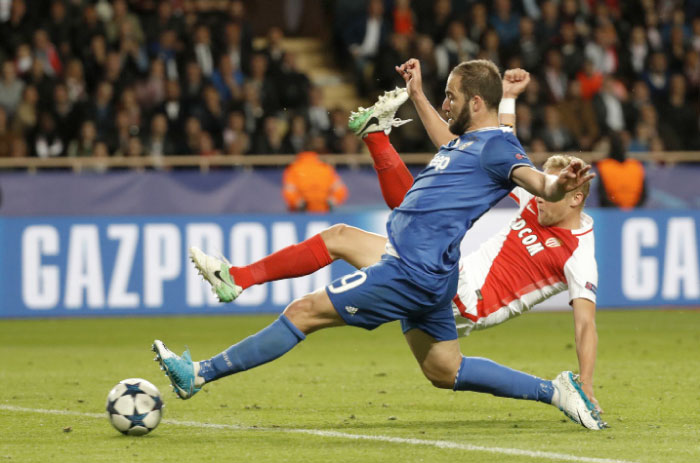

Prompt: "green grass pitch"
[1,310,699,463]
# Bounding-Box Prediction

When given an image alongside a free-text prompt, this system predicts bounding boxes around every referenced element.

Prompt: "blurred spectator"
[538,105,576,152]
[182,116,202,154]
[12,84,38,135]
[197,85,226,147]
[375,33,412,90]
[190,24,215,78]
[558,81,599,151]
[417,0,451,44]
[223,110,248,154]
[345,0,388,93]
[517,17,541,72]
[14,43,32,77]
[514,103,536,149]
[52,82,80,147]
[643,52,670,101]
[251,115,285,154]
[584,23,618,75]
[306,86,330,133]
[658,74,696,149]
[33,111,64,158]
[222,21,251,76]
[0,107,18,157]
[282,113,308,154]
[0,60,25,115]
[143,113,176,157]
[105,0,144,47]
[542,49,568,103]
[211,54,244,103]
[159,80,185,135]
[47,0,71,58]
[67,120,98,158]
[282,151,348,212]
[277,52,310,110]
[1,0,31,57]
[33,29,62,77]
[536,0,560,47]
[467,3,489,44]
[479,29,502,68]
[392,0,415,36]
[559,22,583,78]
[435,21,478,81]
[593,76,627,134]
[576,58,604,100]
[247,53,279,114]
[264,27,286,75]
[628,121,653,153]
[596,133,647,209]
[490,0,520,48]
[198,131,219,156]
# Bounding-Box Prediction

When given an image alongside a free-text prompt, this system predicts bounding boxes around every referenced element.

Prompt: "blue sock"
[453,356,554,403]
[198,315,306,383]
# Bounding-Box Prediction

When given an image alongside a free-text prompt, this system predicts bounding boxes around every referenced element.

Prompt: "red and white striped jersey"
[452,187,598,336]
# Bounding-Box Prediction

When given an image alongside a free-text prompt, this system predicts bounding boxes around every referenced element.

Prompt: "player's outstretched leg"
[348,87,411,137]
[551,371,608,430]
[190,233,334,303]
[152,290,343,400]
[189,247,242,303]
[451,356,607,430]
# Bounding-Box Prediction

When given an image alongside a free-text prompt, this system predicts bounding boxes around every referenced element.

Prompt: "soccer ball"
[106,378,163,436]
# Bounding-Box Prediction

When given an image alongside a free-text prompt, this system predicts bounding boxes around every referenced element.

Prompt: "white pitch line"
[1,404,637,463]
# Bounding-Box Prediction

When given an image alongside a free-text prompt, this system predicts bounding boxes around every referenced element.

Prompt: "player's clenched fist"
[502,68,530,99]
[395,58,424,100]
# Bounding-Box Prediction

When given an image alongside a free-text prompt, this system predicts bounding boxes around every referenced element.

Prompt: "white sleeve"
[563,236,598,304]
[508,187,534,211]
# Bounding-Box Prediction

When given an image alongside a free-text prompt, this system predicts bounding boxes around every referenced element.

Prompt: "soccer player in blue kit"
[154,59,604,429]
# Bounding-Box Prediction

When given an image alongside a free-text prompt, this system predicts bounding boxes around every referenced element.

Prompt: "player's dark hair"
[451,60,502,111]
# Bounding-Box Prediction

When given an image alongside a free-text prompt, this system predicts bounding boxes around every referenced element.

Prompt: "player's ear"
[570,191,584,208]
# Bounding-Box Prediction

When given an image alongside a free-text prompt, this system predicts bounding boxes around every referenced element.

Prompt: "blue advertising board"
[0,209,698,318]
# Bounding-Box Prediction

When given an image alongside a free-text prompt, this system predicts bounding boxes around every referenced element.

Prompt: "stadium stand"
[0,0,698,170]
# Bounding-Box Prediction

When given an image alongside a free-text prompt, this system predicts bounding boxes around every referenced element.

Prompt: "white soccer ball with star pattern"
[106,378,163,436]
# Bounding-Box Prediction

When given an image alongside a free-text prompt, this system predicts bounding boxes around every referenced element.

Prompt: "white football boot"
[189,247,242,303]
[348,87,412,137]
[551,371,608,430]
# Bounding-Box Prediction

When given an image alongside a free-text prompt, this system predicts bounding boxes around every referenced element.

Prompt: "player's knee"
[283,292,335,335]
[320,224,349,260]
[423,369,456,389]
[419,361,459,389]
[283,295,315,326]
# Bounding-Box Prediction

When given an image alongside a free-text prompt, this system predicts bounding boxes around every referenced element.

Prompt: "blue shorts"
[325,255,459,342]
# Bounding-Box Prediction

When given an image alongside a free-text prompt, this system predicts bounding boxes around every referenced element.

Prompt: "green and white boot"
[189,247,242,303]
[349,87,412,137]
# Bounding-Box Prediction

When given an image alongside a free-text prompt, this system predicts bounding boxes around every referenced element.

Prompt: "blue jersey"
[386,127,533,286]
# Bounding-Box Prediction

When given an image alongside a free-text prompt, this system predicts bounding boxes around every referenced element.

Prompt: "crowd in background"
[0,0,699,163]
[335,0,700,154]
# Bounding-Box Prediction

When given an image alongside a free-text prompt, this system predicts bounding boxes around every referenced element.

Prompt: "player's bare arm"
[512,160,595,202]
[499,69,530,130]
[572,297,601,411]
[395,58,455,148]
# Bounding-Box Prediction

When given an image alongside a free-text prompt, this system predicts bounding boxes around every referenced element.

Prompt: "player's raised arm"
[511,159,595,202]
[572,297,601,412]
[499,69,530,131]
[395,59,454,149]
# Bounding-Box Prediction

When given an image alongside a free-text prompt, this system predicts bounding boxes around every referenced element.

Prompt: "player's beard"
[448,104,472,135]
